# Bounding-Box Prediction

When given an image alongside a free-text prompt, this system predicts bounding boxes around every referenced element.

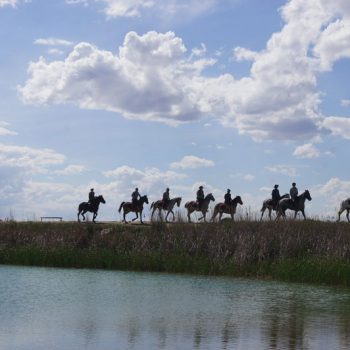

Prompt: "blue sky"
[1,0,350,221]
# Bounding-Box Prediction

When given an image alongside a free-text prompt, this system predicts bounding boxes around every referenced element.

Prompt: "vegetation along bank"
[1,220,350,287]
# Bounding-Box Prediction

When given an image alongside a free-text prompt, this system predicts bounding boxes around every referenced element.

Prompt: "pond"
[1,265,350,349]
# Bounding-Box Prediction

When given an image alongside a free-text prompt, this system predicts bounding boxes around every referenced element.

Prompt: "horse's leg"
[260,207,265,221]
[301,209,306,220]
[123,210,128,224]
[187,210,191,223]
[77,211,81,222]
[219,212,223,222]
[82,211,86,221]
[202,211,207,222]
[151,208,156,221]
[268,208,272,220]
[294,210,298,219]
[93,211,97,223]
[132,212,138,221]
[140,210,144,224]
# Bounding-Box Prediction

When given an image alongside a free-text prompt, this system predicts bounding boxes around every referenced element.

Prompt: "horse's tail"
[150,202,154,209]
[185,201,191,209]
[118,202,125,213]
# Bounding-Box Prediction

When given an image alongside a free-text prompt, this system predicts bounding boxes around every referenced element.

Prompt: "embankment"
[1,220,350,286]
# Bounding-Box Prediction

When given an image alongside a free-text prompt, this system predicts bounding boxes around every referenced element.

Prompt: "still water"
[1,265,350,350]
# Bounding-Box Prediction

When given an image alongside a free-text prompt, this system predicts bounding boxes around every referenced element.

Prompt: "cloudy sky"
[1,0,350,221]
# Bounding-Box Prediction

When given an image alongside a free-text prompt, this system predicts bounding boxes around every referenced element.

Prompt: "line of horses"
[75,188,350,224]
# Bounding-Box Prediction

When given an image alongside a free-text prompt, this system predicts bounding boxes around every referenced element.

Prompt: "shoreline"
[1,220,350,286]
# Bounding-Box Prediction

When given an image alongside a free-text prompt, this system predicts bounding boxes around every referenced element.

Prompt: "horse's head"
[235,195,243,205]
[98,195,106,204]
[304,190,312,201]
[176,197,182,207]
[206,193,215,202]
[141,195,149,204]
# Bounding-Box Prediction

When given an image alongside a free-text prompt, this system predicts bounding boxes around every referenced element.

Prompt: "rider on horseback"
[132,188,141,209]
[197,186,205,210]
[162,188,170,209]
[88,188,95,208]
[224,189,232,207]
[271,184,281,210]
[290,182,298,208]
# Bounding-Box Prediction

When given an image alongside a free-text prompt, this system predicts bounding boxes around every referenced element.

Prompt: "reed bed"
[1,220,350,286]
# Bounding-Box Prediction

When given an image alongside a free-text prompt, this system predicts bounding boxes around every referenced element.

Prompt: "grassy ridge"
[1,220,350,286]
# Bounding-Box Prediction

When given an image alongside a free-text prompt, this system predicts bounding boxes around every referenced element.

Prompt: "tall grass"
[1,220,350,286]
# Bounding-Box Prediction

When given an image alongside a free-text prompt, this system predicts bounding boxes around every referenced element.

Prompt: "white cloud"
[34,38,74,46]
[293,143,320,158]
[0,122,17,136]
[233,47,258,61]
[55,164,86,175]
[341,99,350,107]
[322,116,350,140]
[265,164,298,177]
[19,1,350,142]
[0,143,65,172]
[243,174,255,181]
[170,155,214,169]
[0,0,29,8]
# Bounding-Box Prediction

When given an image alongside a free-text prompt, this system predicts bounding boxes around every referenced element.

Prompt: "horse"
[77,195,106,223]
[211,196,243,222]
[118,195,149,224]
[276,190,312,220]
[260,193,290,220]
[337,198,350,222]
[184,193,215,223]
[150,197,182,222]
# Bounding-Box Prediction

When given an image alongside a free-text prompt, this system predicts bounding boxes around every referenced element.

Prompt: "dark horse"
[77,195,106,223]
[211,195,243,222]
[150,197,182,222]
[118,195,149,224]
[276,190,312,220]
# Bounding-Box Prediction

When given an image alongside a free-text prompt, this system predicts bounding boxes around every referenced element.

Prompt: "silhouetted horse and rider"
[77,188,106,223]
[118,188,149,224]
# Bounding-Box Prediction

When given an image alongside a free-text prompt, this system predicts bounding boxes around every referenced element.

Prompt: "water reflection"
[1,266,350,350]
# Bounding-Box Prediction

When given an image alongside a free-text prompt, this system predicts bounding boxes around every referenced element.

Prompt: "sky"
[1,0,350,221]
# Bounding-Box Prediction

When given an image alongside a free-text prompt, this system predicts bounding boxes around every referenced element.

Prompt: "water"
[1,266,350,350]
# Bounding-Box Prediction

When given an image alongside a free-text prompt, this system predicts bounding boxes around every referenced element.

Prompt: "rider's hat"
[199,185,203,189]
[90,188,94,191]
[166,187,169,191]
[227,189,231,192]
[274,184,279,188]
[135,187,139,191]
[292,182,296,186]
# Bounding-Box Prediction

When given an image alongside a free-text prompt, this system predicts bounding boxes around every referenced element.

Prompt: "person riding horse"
[131,188,141,209]
[290,182,298,208]
[271,184,281,210]
[88,188,95,208]
[162,188,170,209]
[224,189,232,207]
[196,186,205,210]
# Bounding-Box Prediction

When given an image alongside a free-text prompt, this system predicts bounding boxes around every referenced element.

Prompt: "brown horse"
[260,193,289,220]
[211,195,243,222]
[184,193,215,222]
[118,195,149,224]
[150,197,182,222]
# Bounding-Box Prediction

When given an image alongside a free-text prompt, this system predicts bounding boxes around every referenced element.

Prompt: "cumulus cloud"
[20,0,350,141]
[170,155,214,169]
[322,116,350,140]
[341,99,350,107]
[293,143,320,158]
